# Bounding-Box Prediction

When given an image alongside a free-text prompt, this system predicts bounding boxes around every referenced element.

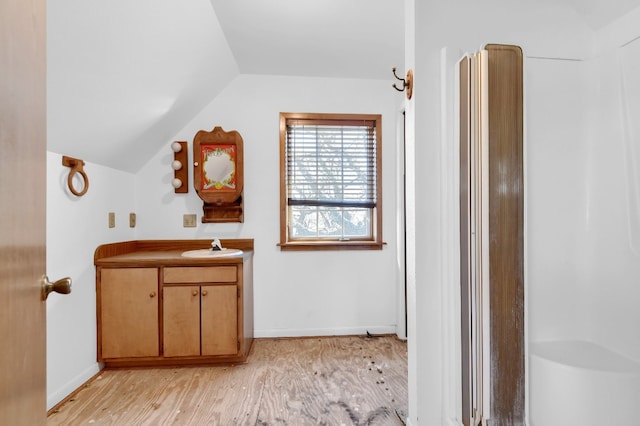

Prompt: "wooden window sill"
[278,241,384,251]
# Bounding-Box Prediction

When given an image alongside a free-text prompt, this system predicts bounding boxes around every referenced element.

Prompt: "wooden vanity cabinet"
[163,266,239,358]
[98,268,160,359]
[162,286,201,357]
[201,284,238,356]
[95,240,254,368]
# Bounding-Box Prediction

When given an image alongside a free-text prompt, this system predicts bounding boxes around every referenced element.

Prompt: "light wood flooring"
[48,335,408,425]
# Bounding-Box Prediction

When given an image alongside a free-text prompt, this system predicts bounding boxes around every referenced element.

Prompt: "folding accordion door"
[459,44,525,426]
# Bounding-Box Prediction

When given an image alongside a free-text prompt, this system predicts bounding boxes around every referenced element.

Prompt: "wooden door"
[163,286,201,357]
[201,285,238,356]
[0,0,47,423]
[99,268,160,359]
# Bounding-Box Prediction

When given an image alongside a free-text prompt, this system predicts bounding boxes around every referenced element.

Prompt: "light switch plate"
[183,214,197,228]
[108,212,115,228]
[129,213,136,228]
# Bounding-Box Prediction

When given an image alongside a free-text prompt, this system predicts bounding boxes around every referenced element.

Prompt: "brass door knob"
[41,275,72,300]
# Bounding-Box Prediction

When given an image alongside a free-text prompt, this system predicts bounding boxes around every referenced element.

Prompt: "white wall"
[403,1,419,422]
[135,74,402,337]
[46,152,136,409]
[583,35,640,361]
[526,57,592,344]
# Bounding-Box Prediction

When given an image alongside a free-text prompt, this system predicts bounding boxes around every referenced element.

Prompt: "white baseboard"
[254,325,397,339]
[47,363,102,411]
[404,417,462,425]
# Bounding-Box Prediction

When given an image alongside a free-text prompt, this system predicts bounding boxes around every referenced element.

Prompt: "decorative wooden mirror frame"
[193,126,244,223]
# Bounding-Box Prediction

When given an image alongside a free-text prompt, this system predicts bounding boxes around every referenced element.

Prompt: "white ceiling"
[46,0,639,172]
[209,0,404,79]
[562,0,640,29]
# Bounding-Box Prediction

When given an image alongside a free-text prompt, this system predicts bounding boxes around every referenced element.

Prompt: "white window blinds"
[285,119,377,210]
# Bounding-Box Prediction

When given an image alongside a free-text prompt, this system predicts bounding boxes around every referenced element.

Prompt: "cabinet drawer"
[163,266,237,283]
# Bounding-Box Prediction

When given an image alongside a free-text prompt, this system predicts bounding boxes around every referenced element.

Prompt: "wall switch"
[108,212,115,228]
[129,213,136,228]
[183,214,197,228]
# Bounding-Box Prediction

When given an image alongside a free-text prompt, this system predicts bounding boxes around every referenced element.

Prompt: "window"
[279,112,383,251]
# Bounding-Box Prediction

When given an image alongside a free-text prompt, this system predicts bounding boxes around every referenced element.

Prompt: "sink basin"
[181,248,243,258]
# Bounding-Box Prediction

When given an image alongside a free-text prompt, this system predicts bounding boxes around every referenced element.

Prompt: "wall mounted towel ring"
[62,155,89,197]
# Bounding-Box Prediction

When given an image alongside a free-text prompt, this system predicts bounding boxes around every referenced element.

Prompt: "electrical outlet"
[129,213,136,228]
[108,212,115,228]
[183,214,197,228]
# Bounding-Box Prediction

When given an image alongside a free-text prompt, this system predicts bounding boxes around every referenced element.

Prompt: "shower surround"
[526,36,640,425]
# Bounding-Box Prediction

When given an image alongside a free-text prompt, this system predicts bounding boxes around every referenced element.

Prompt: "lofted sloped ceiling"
[47,0,639,173]
[47,0,239,173]
[47,0,404,173]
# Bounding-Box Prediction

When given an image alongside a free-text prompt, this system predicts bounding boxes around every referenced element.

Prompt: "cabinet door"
[163,286,200,357]
[100,268,159,359]
[201,285,238,356]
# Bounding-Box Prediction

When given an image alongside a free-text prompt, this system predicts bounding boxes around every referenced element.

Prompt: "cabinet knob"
[192,290,199,296]
[149,291,156,298]
[202,290,208,296]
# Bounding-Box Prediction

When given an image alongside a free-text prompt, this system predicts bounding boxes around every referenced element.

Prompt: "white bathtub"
[529,340,640,426]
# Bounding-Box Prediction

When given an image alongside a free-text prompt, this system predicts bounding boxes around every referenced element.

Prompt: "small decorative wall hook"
[392,67,413,100]
[61,155,89,197]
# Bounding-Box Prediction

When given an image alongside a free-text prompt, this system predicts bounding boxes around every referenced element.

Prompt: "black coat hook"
[392,67,413,100]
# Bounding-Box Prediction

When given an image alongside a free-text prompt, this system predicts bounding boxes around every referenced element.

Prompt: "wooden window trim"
[279,112,383,251]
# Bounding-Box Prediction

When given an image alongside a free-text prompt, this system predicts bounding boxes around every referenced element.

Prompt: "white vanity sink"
[181,248,243,258]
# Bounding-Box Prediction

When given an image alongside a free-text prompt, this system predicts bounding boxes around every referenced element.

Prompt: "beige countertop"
[94,239,253,267]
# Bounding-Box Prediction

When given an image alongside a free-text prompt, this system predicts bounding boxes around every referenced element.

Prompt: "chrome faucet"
[211,238,223,251]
